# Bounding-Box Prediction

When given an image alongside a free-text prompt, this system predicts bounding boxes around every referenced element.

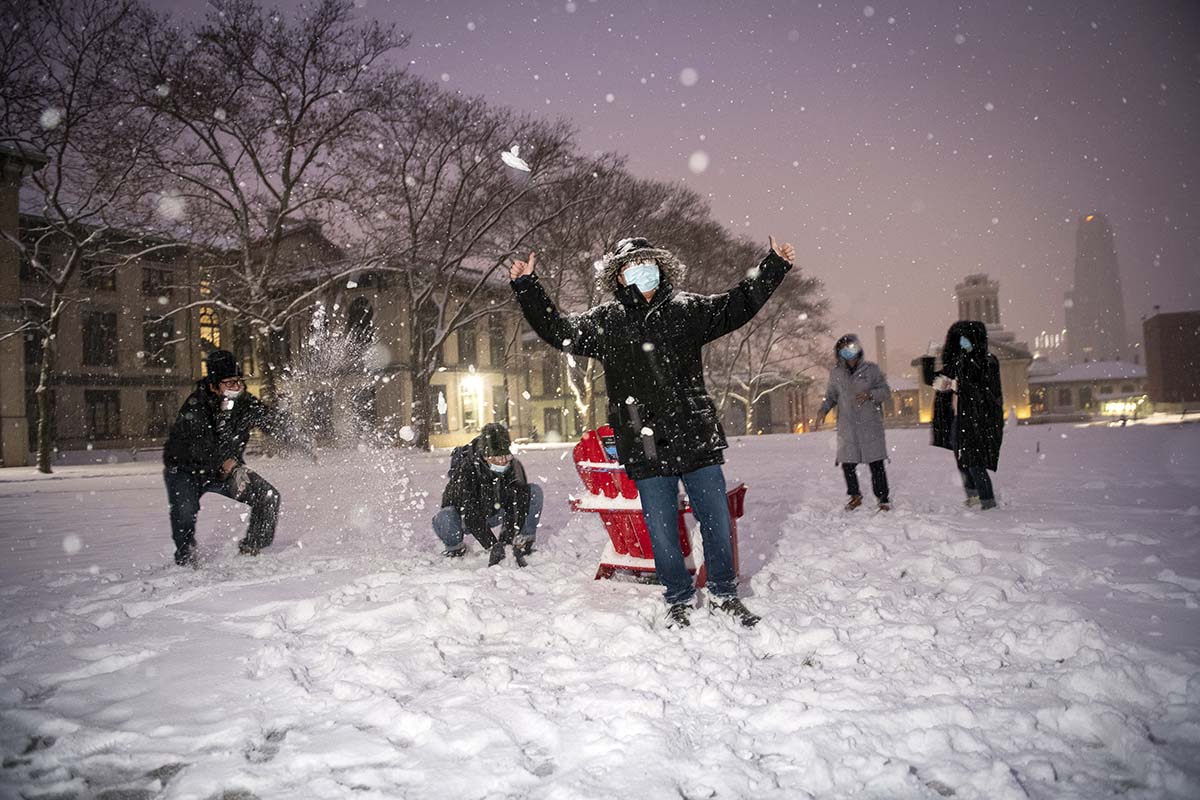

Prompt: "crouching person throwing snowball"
[162,349,304,567]
[510,236,796,627]
[433,423,543,567]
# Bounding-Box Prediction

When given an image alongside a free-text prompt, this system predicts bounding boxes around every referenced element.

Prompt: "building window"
[542,356,562,398]
[81,259,117,291]
[1078,387,1093,410]
[142,266,173,301]
[1030,386,1046,414]
[199,306,220,351]
[488,313,507,368]
[1120,383,1134,394]
[457,321,477,367]
[431,384,449,434]
[346,297,374,344]
[85,390,121,439]
[142,316,177,368]
[1057,388,1072,407]
[82,311,118,367]
[543,407,562,436]
[232,323,256,376]
[146,390,176,436]
[460,379,480,432]
[1100,385,1113,396]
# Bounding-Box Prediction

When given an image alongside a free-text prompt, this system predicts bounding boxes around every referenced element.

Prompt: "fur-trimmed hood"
[834,332,864,367]
[597,236,687,294]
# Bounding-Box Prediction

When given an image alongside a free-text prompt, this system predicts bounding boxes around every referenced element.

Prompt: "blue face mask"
[622,262,660,293]
[489,461,510,473]
[960,336,973,352]
[838,343,861,362]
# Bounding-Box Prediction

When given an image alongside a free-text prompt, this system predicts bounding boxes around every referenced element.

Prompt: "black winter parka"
[920,320,1004,471]
[162,383,288,477]
[512,251,792,479]
[440,436,531,546]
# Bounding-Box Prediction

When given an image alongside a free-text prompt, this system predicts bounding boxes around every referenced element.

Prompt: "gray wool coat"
[818,360,891,464]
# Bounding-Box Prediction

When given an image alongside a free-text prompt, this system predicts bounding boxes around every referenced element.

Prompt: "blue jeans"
[432,484,544,549]
[635,464,737,605]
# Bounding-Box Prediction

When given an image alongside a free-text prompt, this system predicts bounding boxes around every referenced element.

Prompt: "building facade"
[1028,361,1148,419]
[1143,310,1200,411]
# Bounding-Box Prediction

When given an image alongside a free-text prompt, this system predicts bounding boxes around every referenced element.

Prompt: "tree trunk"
[35,301,61,474]
[409,356,434,452]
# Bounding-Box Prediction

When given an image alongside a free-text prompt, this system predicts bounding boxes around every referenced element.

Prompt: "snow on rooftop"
[1028,360,1146,384]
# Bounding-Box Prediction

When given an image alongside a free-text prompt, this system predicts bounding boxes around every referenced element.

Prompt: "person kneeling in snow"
[816,333,893,511]
[162,349,307,567]
[433,423,543,567]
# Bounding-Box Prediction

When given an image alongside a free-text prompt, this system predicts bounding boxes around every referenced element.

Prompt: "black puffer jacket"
[513,251,792,479]
[162,383,288,477]
[440,436,531,545]
[920,320,1004,471]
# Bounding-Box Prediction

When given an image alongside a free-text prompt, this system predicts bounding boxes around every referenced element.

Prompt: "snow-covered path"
[1,424,1198,799]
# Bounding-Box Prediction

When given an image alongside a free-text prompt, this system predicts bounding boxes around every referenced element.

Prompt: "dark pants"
[635,464,737,605]
[164,466,281,560]
[842,460,889,503]
[958,465,995,502]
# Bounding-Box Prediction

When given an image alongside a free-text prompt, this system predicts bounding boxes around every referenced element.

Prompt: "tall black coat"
[440,436,531,545]
[162,383,288,477]
[920,320,1004,471]
[513,251,792,479]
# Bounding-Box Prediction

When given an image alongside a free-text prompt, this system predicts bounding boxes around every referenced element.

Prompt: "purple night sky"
[160,0,1200,374]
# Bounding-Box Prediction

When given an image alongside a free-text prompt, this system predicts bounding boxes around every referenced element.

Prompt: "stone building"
[1143,310,1200,412]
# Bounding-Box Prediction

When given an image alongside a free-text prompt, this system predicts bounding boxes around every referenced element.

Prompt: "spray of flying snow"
[276,302,385,447]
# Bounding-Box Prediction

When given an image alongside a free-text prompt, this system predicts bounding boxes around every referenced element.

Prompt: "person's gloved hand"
[933,375,956,393]
[227,465,252,498]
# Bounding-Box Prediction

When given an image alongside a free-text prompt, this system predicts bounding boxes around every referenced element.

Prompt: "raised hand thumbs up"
[768,236,795,265]
[509,251,536,281]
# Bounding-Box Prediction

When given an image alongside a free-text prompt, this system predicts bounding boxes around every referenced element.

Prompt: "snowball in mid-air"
[62,534,82,555]
[501,145,531,172]
[679,67,699,87]
[398,425,416,442]
[364,343,391,371]
[156,192,187,221]
[40,108,63,129]
[688,150,709,174]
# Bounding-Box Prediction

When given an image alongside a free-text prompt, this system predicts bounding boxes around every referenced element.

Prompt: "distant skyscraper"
[1065,213,1127,363]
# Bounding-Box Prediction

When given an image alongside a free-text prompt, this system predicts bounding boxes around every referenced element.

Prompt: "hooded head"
[597,237,687,295]
[478,423,512,458]
[943,320,989,366]
[834,333,864,367]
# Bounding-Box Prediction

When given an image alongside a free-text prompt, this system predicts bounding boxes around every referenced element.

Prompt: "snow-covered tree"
[0,0,174,473]
[134,0,410,400]
[345,78,608,449]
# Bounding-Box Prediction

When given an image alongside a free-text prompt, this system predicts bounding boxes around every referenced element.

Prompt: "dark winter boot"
[488,542,506,567]
[980,498,998,510]
[514,549,529,568]
[237,540,261,557]
[878,502,891,512]
[844,495,863,511]
[666,603,691,628]
[174,542,198,568]
[443,544,467,558]
[713,597,761,627]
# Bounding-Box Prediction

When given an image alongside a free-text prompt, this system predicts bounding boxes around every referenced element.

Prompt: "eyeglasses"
[218,378,245,388]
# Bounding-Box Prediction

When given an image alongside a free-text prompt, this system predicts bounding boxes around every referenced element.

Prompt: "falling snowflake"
[640,426,654,436]
[62,534,82,555]
[501,144,531,172]
[679,67,699,87]
[688,150,709,174]
[398,425,416,442]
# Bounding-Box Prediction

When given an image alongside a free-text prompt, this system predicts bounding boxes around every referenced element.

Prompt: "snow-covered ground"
[1,424,1198,799]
